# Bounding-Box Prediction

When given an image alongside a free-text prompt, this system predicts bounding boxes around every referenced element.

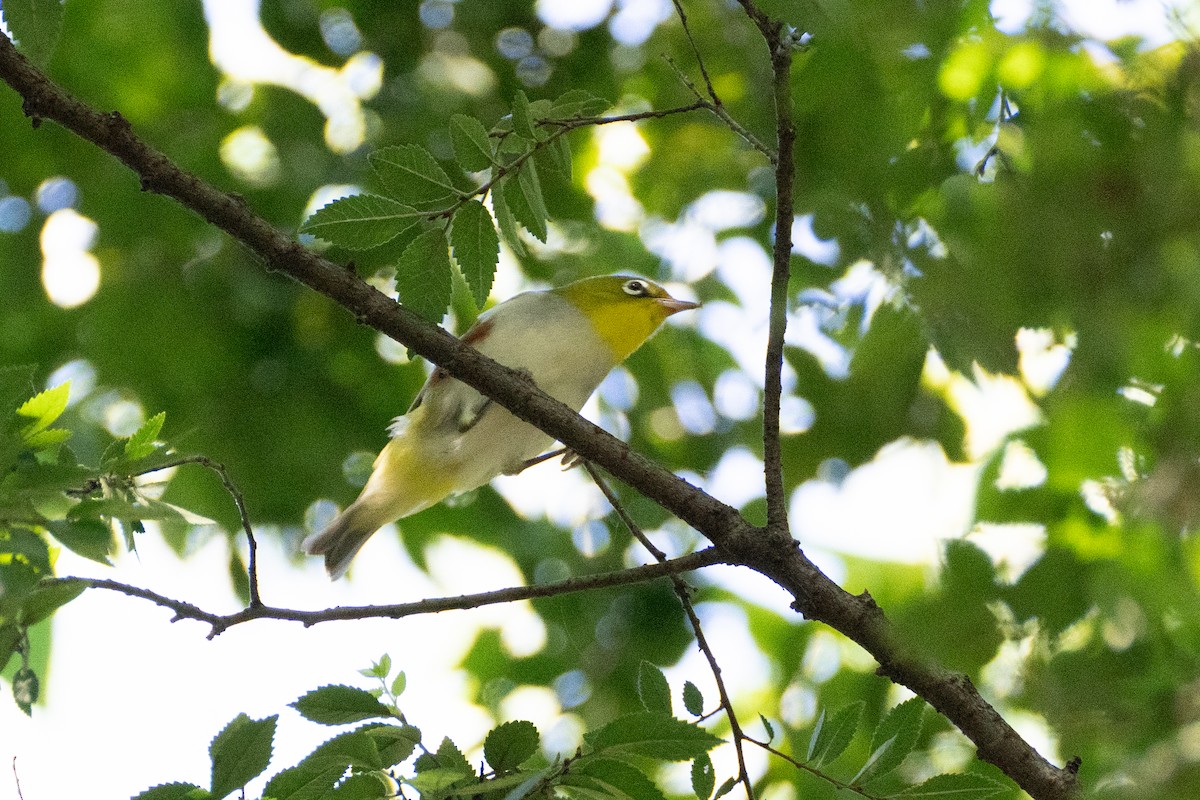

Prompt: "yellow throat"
[553,275,699,363]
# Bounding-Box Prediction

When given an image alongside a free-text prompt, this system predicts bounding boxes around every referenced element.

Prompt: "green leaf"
[450,114,495,172]
[209,713,278,799]
[543,134,572,180]
[571,758,665,800]
[132,783,213,800]
[300,193,423,250]
[125,411,166,460]
[450,199,499,309]
[68,495,188,523]
[502,160,548,242]
[13,665,38,716]
[585,712,722,761]
[290,684,393,725]
[491,180,526,257]
[807,701,863,766]
[860,697,925,783]
[895,773,1008,798]
[23,427,71,449]
[636,661,672,714]
[691,753,715,800]
[549,89,610,118]
[395,228,454,324]
[302,727,383,772]
[0,0,64,64]
[485,720,540,773]
[45,519,114,565]
[371,145,459,208]
[759,715,775,742]
[263,763,347,800]
[713,777,737,799]
[328,772,389,798]
[510,90,538,141]
[369,723,421,766]
[390,669,407,697]
[682,681,703,716]
[17,382,70,441]
[428,735,473,776]
[19,577,89,626]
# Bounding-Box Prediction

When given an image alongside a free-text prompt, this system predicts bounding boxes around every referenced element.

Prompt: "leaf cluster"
[299,90,609,324]
[0,370,185,712]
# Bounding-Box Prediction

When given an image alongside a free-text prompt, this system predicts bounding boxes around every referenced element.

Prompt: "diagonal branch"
[0,30,1080,800]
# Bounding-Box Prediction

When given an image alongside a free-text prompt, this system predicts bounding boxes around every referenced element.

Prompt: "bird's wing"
[402,315,496,432]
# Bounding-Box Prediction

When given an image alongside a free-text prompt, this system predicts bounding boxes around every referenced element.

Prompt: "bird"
[303,274,700,579]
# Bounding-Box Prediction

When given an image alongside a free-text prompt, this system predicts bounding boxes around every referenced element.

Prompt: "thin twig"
[136,455,262,607]
[54,548,726,638]
[12,757,24,800]
[671,0,721,105]
[583,462,755,800]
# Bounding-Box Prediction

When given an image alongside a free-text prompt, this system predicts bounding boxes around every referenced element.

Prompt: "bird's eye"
[622,279,649,297]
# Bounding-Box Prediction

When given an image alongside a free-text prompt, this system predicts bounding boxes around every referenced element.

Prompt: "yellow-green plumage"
[303,275,698,579]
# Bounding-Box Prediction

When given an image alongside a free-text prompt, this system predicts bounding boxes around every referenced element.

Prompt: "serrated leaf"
[1,0,64,65]
[23,427,71,449]
[300,194,422,250]
[759,715,775,742]
[291,684,393,725]
[125,411,166,460]
[329,772,389,798]
[371,145,459,208]
[860,697,925,782]
[808,701,863,766]
[511,90,538,140]
[301,727,383,773]
[17,382,70,440]
[491,181,525,257]
[395,228,454,323]
[544,134,572,180]
[636,661,672,714]
[209,713,277,799]
[691,753,714,800]
[682,682,704,717]
[451,114,495,172]
[485,720,540,773]
[585,712,722,761]
[391,669,407,697]
[369,723,421,766]
[13,665,38,716]
[263,762,347,800]
[434,735,473,775]
[19,577,89,626]
[713,777,737,799]
[450,199,499,309]
[132,783,213,800]
[503,160,548,242]
[896,773,1008,798]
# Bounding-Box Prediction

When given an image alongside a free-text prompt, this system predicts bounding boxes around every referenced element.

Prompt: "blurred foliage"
[4,0,1200,797]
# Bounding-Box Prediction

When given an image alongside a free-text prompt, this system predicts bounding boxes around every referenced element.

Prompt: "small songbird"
[303,274,700,579]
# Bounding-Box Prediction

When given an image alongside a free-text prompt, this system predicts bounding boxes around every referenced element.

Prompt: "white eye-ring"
[622,279,649,297]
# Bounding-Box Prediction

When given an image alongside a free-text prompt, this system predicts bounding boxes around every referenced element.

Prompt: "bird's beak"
[656,296,701,315]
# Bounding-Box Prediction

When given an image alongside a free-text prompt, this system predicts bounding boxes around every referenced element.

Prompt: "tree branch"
[54,549,726,638]
[0,30,1080,800]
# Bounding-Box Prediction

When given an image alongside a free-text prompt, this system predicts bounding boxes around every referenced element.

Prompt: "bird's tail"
[302,435,456,579]
[301,495,395,581]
